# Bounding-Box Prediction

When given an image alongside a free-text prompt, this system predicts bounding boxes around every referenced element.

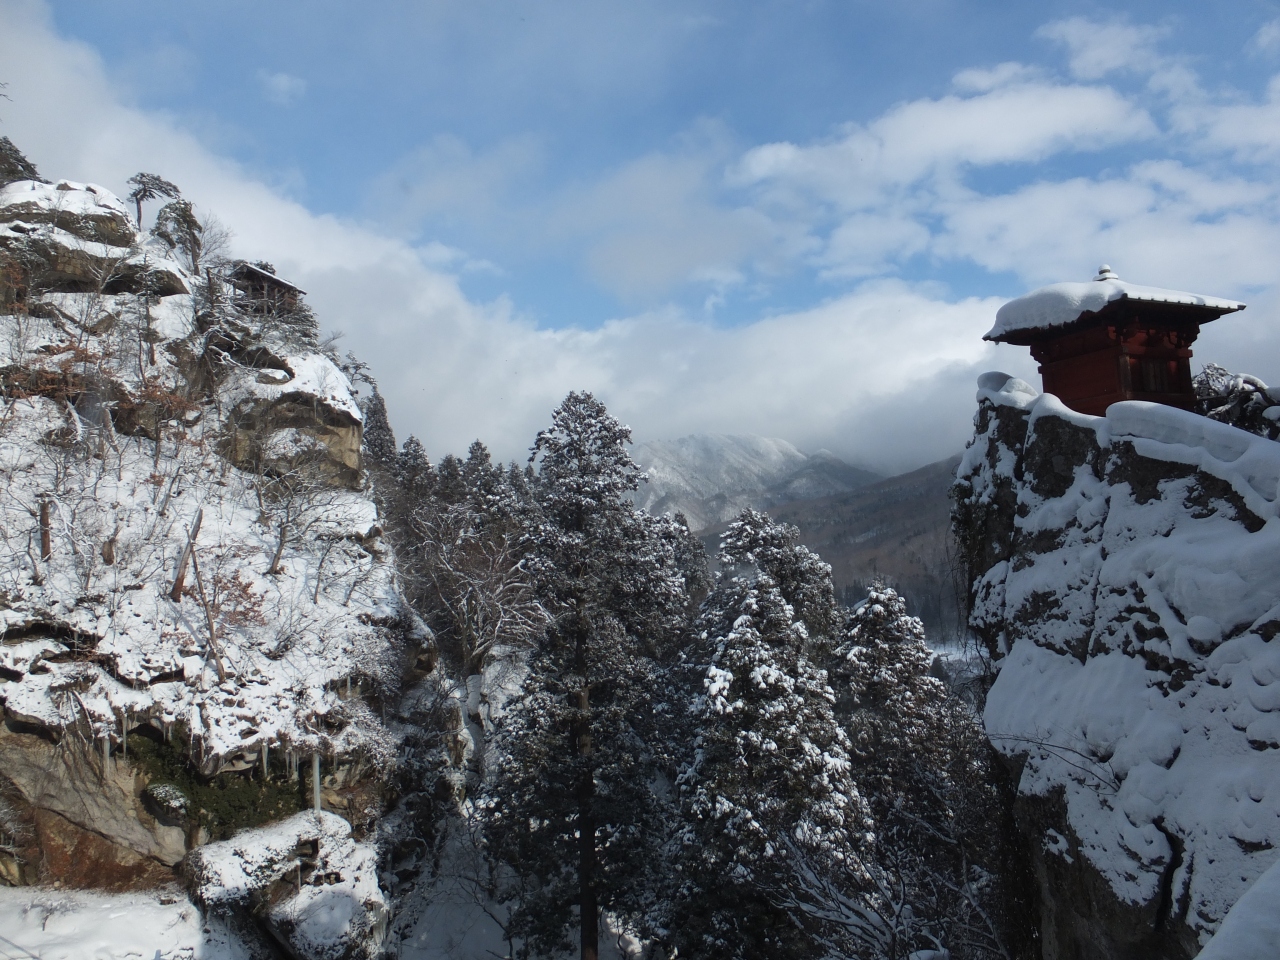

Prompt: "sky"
[3,0,1280,473]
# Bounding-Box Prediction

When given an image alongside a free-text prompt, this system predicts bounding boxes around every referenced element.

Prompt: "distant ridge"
[630,434,881,531]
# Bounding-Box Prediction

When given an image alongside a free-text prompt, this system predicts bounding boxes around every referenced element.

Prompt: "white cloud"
[728,78,1157,281]
[951,61,1042,94]
[1036,17,1170,81]
[258,70,306,107]
[933,170,1280,291]
[732,80,1154,211]
[1250,19,1280,55]
[1174,74,1280,164]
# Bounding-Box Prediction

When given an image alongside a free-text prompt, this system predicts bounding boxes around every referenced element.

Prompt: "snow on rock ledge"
[186,811,387,960]
[954,374,1280,959]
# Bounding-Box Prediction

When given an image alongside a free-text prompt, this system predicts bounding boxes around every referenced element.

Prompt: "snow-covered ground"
[0,887,254,960]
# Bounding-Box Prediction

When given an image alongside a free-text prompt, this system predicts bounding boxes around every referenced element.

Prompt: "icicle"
[122,715,127,760]
[312,753,322,813]
[101,736,111,776]
[262,742,269,779]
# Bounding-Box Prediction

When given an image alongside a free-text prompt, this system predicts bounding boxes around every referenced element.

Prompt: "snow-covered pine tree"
[829,582,1016,959]
[361,388,397,467]
[394,436,432,494]
[669,509,872,960]
[834,581,947,784]
[717,507,839,644]
[483,392,689,960]
[0,136,42,186]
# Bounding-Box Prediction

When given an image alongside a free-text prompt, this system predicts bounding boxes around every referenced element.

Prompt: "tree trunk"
[169,508,203,601]
[39,497,51,561]
[576,684,598,960]
[268,522,288,575]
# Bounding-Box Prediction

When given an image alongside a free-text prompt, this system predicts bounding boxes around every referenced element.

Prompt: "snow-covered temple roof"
[985,266,1245,342]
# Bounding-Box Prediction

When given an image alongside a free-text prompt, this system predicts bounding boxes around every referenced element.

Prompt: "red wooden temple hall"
[985,266,1246,416]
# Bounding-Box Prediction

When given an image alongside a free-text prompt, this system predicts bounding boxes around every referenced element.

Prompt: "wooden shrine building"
[985,266,1246,416]
[226,260,305,315]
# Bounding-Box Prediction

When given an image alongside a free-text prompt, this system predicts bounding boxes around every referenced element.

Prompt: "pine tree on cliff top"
[483,392,690,960]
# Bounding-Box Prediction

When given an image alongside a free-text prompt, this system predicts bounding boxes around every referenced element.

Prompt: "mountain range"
[630,434,881,531]
[629,434,963,639]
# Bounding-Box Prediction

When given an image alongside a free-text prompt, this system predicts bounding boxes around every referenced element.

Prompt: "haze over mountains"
[630,434,881,531]
[630,434,964,639]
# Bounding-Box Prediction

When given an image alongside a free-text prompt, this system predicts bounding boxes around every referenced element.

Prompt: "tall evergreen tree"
[821,582,1017,959]
[483,392,689,960]
[0,136,43,187]
[361,388,397,466]
[669,509,872,959]
[394,436,432,495]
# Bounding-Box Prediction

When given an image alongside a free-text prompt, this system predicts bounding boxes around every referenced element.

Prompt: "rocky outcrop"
[0,179,188,301]
[0,168,407,940]
[221,352,366,487]
[954,374,1280,958]
[185,811,387,960]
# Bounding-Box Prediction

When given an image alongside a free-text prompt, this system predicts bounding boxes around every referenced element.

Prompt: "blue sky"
[4,0,1280,469]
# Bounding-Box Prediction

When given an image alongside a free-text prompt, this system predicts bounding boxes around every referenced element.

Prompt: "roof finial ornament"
[1096,264,1119,281]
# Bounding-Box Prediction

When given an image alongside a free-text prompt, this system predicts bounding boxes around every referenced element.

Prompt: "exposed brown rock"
[32,808,175,891]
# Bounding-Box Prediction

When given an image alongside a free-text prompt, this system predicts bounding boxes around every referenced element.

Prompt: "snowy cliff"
[954,373,1280,959]
[0,165,404,958]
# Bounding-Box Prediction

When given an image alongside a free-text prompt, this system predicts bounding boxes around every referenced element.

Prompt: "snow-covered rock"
[1195,855,1280,960]
[0,169,408,949]
[186,811,388,960]
[954,374,1280,959]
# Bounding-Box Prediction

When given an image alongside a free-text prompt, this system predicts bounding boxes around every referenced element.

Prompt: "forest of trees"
[364,391,1034,960]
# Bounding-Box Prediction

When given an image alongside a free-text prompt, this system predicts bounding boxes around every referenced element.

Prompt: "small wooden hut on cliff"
[226,260,305,314]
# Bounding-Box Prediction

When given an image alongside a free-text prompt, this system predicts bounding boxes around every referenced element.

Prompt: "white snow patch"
[1196,856,1280,960]
[0,887,253,959]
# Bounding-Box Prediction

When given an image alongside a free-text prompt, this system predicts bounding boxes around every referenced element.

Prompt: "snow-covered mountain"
[630,433,880,530]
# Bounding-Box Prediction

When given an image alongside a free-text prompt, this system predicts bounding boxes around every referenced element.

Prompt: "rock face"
[954,373,1280,958]
[0,725,187,869]
[0,167,411,959]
